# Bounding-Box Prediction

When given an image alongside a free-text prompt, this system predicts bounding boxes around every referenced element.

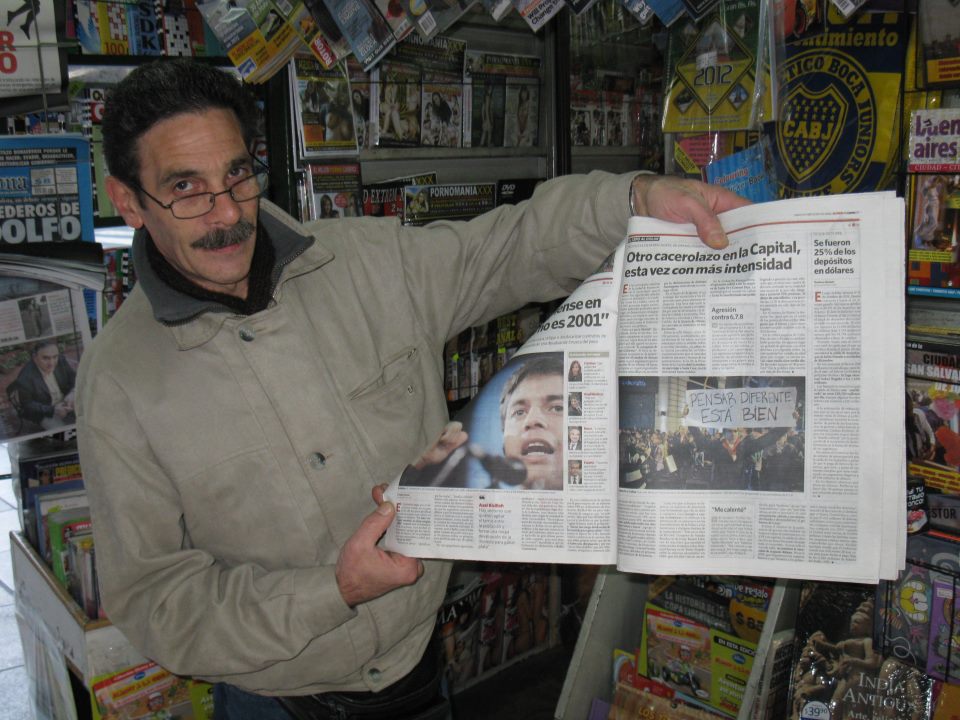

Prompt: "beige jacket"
[75,171,635,695]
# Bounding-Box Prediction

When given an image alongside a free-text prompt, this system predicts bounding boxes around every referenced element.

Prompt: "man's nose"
[524,407,547,428]
[207,187,243,224]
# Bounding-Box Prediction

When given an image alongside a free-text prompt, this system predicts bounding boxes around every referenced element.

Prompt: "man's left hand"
[630,175,752,250]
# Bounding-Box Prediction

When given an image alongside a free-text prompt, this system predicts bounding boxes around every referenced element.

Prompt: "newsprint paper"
[383,191,906,584]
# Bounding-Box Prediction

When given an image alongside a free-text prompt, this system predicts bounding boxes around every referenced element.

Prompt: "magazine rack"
[554,569,800,720]
[10,531,144,706]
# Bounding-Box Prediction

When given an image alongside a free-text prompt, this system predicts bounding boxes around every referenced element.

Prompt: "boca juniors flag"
[769,8,908,197]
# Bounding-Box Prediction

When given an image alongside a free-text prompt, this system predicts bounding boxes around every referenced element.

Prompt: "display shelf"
[554,570,799,720]
[10,530,143,684]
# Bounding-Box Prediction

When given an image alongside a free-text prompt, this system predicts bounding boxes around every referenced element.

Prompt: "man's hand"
[412,421,468,470]
[335,487,423,607]
[630,175,751,250]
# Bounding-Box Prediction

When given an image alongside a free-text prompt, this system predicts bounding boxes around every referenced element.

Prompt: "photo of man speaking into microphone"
[400,352,567,490]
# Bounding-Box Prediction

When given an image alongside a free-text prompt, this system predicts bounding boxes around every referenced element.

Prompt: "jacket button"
[309,452,326,469]
[239,326,255,342]
[367,668,382,682]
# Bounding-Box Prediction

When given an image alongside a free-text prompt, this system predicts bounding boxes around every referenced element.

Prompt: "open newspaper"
[383,191,906,583]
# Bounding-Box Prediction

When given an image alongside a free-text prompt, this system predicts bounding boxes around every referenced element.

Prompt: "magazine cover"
[322,0,396,70]
[290,54,358,158]
[466,75,506,148]
[917,0,960,87]
[376,60,422,146]
[0,134,94,244]
[361,171,437,216]
[346,57,374,148]
[305,162,364,219]
[504,78,539,147]
[907,174,960,297]
[412,0,477,41]
[789,582,934,720]
[91,661,212,720]
[402,182,496,225]
[302,0,354,68]
[421,77,462,147]
[906,335,960,494]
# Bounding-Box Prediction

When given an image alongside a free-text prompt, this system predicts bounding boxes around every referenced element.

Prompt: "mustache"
[191,219,256,250]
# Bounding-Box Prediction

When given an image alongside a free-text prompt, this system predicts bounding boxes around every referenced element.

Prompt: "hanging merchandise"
[661,0,776,134]
[767,6,909,197]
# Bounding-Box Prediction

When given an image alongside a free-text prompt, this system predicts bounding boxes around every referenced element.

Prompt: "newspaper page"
[615,191,904,583]
[0,260,102,443]
[383,191,904,583]
[382,252,623,564]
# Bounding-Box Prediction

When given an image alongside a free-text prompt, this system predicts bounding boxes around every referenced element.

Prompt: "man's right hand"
[335,496,423,608]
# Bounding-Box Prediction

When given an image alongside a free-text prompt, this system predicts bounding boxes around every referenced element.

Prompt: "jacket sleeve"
[76,375,358,680]
[398,171,636,343]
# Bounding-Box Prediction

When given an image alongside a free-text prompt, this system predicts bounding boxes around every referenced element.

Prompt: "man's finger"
[354,501,397,546]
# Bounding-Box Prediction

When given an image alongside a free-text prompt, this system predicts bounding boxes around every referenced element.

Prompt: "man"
[568,426,582,450]
[499,354,565,490]
[8,340,76,430]
[75,58,747,719]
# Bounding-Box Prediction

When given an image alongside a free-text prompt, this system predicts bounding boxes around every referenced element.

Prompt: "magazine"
[289,54,359,158]
[323,0,396,71]
[304,162,364,219]
[0,135,94,245]
[383,191,906,584]
[402,182,496,225]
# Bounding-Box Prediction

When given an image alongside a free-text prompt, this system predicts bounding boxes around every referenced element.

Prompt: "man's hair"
[499,354,564,428]
[102,59,260,191]
[31,340,58,356]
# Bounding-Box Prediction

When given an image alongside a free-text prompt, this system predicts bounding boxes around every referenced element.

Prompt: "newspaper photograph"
[383,191,905,583]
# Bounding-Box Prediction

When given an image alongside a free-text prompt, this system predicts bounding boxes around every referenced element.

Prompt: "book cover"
[907,173,960,297]
[91,661,211,720]
[11,440,82,551]
[926,577,960,682]
[34,484,86,564]
[791,581,934,720]
[46,505,91,585]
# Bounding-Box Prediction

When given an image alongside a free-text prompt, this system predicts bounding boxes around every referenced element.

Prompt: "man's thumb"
[356,501,396,543]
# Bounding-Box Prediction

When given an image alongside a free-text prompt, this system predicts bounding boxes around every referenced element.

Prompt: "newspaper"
[0,255,104,443]
[383,191,905,583]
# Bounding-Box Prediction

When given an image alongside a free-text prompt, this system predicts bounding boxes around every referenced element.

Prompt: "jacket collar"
[132,200,326,327]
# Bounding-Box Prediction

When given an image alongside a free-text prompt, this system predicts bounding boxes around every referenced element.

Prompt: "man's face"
[106,108,258,299]
[502,372,564,490]
[569,427,581,444]
[33,346,58,374]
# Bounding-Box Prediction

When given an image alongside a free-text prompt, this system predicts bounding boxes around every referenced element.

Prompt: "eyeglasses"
[133,157,270,220]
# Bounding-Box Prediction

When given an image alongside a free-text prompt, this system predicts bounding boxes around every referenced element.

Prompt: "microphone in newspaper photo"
[401,441,528,489]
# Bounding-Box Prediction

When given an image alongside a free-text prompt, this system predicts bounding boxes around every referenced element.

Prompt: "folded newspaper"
[383,191,906,584]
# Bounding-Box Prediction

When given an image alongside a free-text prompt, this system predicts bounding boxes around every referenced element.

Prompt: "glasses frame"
[132,155,270,220]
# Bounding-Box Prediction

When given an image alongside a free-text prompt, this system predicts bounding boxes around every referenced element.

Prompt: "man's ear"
[105,176,146,229]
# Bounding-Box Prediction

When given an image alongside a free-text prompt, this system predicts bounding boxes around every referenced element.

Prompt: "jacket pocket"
[348,346,428,468]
